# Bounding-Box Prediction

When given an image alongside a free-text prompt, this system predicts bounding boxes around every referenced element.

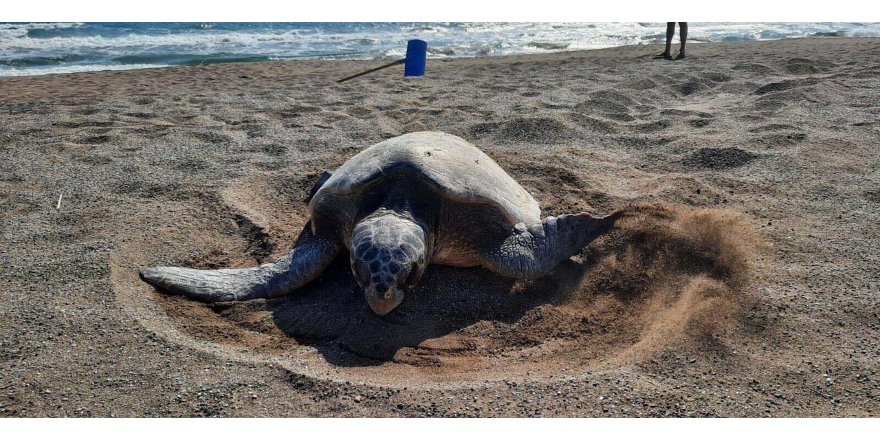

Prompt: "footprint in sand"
[132,96,156,105]
[73,134,112,145]
[753,133,807,149]
[190,131,234,145]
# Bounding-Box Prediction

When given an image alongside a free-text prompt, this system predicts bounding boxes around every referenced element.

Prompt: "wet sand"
[1,37,879,417]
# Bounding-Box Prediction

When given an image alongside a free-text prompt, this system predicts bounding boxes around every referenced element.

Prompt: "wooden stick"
[56,193,62,210]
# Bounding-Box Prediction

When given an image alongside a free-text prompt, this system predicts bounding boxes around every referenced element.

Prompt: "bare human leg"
[676,22,688,59]
[663,22,675,59]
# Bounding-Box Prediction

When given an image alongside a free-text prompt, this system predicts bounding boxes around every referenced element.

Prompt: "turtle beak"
[365,285,404,316]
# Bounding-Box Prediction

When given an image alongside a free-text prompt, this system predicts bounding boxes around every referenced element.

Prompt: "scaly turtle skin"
[140,132,620,315]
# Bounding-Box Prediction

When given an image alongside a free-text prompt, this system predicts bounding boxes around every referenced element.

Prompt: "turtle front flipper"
[480,211,623,279]
[140,226,340,302]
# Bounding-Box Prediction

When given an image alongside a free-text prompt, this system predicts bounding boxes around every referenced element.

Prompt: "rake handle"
[337,59,405,83]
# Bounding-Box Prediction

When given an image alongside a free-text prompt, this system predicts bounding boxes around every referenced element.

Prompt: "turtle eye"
[353,261,370,286]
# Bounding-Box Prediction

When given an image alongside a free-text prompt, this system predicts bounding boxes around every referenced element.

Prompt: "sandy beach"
[1,37,878,417]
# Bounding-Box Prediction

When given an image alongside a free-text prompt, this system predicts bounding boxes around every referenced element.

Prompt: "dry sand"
[1,37,879,417]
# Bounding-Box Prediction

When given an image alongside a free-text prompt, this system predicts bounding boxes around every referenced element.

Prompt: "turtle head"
[350,211,428,315]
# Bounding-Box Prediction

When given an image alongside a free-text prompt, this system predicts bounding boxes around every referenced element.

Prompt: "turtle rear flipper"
[140,226,340,302]
[480,211,622,279]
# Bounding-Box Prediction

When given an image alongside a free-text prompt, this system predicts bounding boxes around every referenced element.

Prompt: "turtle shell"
[309,132,541,225]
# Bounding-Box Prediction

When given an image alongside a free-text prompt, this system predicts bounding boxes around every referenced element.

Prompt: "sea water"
[2,22,878,76]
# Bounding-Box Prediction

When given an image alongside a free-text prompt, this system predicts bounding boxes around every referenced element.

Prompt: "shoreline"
[1,35,877,84]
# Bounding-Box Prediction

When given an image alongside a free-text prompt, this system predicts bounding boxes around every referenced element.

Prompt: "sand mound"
[783,57,834,75]
[563,113,620,134]
[755,78,820,95]
[682,147,759,170]
[576,99,636,122]
[114,195,761,386]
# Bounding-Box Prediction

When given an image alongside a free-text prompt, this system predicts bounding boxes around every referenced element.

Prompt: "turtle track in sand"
[111,172,763,389]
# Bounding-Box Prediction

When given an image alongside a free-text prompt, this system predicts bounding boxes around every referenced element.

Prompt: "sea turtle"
[140,132,620,315]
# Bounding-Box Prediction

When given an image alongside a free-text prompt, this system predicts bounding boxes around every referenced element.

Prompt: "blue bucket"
[403,39,427,77]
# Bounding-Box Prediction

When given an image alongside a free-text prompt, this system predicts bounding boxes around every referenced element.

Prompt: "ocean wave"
[528,42,570,50]
[0,54,88,67]
[0,22,84,39]
[1,31,299,51]
[111,53,273,65]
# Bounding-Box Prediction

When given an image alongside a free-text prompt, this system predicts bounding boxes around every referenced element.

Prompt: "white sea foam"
[0,63,171,77]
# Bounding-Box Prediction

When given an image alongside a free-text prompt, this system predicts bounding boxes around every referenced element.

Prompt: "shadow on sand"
[230,256,590,367]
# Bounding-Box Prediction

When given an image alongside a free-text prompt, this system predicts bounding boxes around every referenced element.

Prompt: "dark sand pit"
[115,198,760,387]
